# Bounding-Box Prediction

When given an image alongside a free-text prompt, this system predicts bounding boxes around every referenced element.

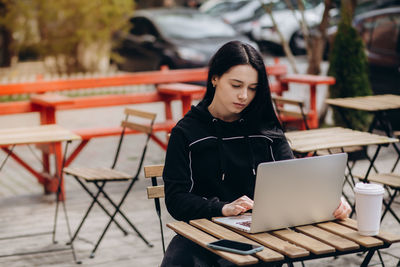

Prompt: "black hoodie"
[163,102,294,222]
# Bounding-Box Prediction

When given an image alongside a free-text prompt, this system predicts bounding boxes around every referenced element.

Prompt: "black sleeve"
[163,127,226,222]
[272,132,294,161]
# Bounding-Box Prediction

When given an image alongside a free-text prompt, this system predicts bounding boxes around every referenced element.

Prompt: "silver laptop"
[212,153,347,233]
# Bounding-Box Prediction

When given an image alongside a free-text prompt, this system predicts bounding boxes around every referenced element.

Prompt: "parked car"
[113,7,258,72]
[251,0,326,55]
[355,7,400,129]
[327,6,400,129]
[200,0,317,37]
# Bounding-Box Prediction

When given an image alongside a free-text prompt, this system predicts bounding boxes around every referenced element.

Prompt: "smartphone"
[207,239,264,255]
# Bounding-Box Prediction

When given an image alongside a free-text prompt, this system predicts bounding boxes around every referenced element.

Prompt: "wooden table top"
[0,124,81,146]
[157,83,206,96]
[280,74,335,85]
[285,127,399,153]
[167,218,400,266]
[326,94,400,112]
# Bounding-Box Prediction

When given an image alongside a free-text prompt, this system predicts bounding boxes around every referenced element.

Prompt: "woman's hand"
[222,195,254,216]
[333,197,352,220]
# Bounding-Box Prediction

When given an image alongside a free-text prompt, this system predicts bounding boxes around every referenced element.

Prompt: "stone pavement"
[0,99,399,266]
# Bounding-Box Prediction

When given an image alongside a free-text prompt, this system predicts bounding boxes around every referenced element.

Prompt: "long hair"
[202,41,282,131]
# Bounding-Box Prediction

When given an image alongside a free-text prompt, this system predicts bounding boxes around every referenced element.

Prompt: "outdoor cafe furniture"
[326,94,400,172]
[0,124,81,262]
[279,74,336,129]
[167,218,400,266]
[63,108,156,259]
[284,127,399,212]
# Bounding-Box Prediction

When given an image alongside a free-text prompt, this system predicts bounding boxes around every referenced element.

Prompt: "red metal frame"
[0,64,336,197]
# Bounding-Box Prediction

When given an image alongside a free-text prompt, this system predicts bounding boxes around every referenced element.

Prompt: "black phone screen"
[209,239,259,251]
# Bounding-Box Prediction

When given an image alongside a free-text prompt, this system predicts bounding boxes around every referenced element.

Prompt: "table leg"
[375,112,400,171]
[308,85,318,129]
[52,141,81,263]
[360,248,376,267]
[0,145,15,172]
[181,95,193,116]
[363,145,382,182]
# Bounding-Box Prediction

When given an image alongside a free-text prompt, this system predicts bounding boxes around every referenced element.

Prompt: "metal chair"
[144,164,166,254]
[63,107,156,258]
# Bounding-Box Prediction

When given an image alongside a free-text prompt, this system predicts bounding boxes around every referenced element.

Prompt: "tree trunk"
[0,27,12,67]
[306,0,333,74]
[260,1,299,73]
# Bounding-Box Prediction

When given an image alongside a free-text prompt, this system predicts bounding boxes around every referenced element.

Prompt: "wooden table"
[285,127,398,178]
[285,127,399,211]
[280,74,336,129]
[326,94,400,172]
[0,124,81,262]
[167,218,400,266]
[326,94,400,135]
[157,83,205,116]
[0,124,81,199]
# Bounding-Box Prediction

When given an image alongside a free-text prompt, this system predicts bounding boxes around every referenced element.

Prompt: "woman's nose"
[238,89,247,100]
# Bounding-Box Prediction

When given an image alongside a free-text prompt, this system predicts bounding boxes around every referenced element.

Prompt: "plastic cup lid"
[354,182,384,195]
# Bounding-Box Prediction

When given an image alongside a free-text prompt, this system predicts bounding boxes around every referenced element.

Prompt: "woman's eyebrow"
[229,79,243,83]
[229,79,258,86]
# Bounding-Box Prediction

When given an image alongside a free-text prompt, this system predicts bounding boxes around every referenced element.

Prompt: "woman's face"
[209,64,258,122]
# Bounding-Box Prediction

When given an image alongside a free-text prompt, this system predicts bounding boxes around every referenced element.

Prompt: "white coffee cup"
[354,182,385,236]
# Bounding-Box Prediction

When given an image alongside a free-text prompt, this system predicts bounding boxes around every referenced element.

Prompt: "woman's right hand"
[222,195,254,216]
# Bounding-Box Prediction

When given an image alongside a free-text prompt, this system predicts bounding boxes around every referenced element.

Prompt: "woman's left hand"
[333,197,352,220]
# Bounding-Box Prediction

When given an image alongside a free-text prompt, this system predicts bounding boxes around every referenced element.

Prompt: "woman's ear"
[211,75,219,88]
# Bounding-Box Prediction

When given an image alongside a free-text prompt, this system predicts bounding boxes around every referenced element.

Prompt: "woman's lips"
[234,103,246,109]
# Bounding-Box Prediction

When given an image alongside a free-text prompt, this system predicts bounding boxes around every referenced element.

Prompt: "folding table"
[0,124,81,262]
[167,218,400,266]
[284,127,399,215]
[326,94,400,171]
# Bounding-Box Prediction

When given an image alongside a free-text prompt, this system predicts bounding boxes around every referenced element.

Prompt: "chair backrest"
[144,164,165,254]
[111,108,157,178]
[272,95,309,130]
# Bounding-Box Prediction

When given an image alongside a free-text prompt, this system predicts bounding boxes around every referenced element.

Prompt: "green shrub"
[327,2,372,131]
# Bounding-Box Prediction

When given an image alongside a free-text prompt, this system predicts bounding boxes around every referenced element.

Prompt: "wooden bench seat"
[74,120,176,140]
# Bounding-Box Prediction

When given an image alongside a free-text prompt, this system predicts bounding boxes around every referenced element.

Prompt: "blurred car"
[251,0,326,55]
[354,7,400,128]
[327,7,400,129]
[113,7,258,72]
[200,0,300,36]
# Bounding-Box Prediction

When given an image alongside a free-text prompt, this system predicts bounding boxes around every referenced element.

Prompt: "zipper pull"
[252,168,256,176]
[222,173,225,181]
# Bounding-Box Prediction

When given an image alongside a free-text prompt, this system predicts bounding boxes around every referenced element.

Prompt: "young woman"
[161,41,350,266]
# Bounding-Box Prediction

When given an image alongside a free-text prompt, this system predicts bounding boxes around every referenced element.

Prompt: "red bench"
[0,64,288,195]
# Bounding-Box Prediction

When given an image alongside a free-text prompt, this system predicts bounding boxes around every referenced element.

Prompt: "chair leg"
[70,178,128,242]
[90,178,153,258]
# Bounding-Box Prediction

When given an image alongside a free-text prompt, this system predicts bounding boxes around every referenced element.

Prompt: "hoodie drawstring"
[213,118,227,181]
[241,119,256,177]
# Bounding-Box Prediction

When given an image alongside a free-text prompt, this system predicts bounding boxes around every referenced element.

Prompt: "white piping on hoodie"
[188,151,194,192]
[187,135,275,191]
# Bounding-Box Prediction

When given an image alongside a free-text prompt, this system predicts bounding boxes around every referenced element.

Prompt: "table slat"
[295,225,359,251]
[273,229,335,255]
[236,231,310,258]
[337,219,400,244]
[0,124,80,146]
[317,222,384,248]
[167,221,259,266]
[285,127,398,153]
[190,219,284,262]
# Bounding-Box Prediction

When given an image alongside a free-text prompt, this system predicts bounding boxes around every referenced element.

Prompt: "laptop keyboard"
[237,220,251,228]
